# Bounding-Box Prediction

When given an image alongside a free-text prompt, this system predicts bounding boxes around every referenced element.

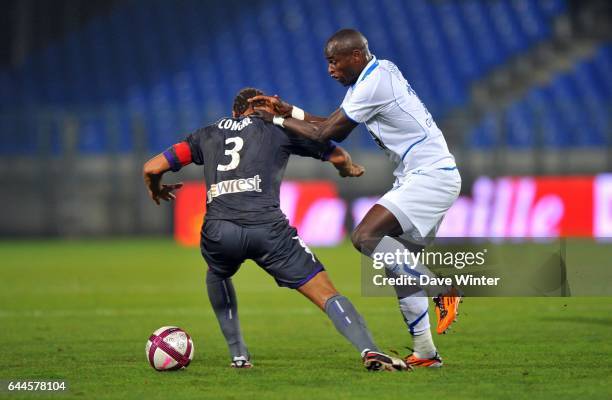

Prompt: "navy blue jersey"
[175,116,335,226]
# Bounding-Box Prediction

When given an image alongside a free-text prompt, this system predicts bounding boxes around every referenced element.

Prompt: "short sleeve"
[184,128,205,165]
[286,132,336,161]
[341,73,392,123]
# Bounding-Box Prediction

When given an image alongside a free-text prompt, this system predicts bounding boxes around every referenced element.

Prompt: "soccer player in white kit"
[251,29,462,368]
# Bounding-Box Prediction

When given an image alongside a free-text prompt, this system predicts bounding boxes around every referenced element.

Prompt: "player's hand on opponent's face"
[148,182,183,205]
[252,109,274,123]
[249,95,292,117]
[338,163,365,178]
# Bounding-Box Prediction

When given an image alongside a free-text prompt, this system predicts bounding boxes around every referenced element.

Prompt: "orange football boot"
[433,287,462,334]
[405,352,443,368]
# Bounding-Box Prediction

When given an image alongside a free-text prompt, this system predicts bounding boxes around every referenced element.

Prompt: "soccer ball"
[146,326,194,371]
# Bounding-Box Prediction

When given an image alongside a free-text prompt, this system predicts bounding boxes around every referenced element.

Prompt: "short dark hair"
[326,28,369,55]
[232,87,264,116]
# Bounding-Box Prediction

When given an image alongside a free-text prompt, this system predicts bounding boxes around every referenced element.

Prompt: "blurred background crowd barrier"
[0,0,610,242]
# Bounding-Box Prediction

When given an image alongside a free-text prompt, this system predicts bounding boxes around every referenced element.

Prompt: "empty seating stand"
[1,0,587,154]
[470,44,611,149]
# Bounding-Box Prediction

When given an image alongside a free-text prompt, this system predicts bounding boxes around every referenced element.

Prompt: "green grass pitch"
[1,239,611,399]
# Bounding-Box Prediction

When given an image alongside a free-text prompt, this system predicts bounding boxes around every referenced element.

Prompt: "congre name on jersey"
[207,175,262,203]
[217,117,252,131]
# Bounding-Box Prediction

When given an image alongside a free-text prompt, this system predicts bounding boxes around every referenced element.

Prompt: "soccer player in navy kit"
[143,88,407,372]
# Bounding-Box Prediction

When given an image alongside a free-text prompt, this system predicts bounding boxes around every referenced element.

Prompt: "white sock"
[398,293,437,359]
[412,329,437,359]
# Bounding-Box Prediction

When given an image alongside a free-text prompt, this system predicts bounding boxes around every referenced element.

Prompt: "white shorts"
[377,167,461,245]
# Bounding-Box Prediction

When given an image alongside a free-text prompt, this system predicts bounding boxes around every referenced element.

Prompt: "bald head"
[324,29,372,86]
[325,29,370,57]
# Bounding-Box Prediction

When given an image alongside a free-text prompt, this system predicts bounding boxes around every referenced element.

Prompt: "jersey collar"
[353,55,379,88]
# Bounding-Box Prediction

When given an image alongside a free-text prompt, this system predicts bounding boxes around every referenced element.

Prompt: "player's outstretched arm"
[142,153,183,205]
[327,145,365,178]
[248,95,327,122]
[253,107,358,143]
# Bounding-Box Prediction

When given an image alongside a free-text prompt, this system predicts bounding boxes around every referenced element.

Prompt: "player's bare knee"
[350,229,379,256]
[350,229,364,252]
[302,288,338,311]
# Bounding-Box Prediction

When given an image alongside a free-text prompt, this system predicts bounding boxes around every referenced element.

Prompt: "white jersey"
[341,56,455,180]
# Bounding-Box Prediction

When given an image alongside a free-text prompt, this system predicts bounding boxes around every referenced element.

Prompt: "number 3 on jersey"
[217,137,244,171]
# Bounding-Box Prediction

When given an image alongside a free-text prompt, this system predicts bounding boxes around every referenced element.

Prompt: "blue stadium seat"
[435,1,480,81]
[515,0,550,40]
[0,71,13,108]
[461,1,506,67]
[526,86,571,147]
[592,45,612,98]
[537,0,567,17]
[469,112,499,149]
[489,0,528,53]
[505,100,534,148]
[78,114,108,153]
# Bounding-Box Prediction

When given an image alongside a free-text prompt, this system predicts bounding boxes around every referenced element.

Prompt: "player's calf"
[299,273,381,359]
[206,271,250,360]
[322,294,381,356]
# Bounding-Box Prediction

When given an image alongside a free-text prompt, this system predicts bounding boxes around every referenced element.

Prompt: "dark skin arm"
[327,145,365,177]
[253,107,358,143]
[249,95,328,122]
[285,109,357,142]
[142,154,183,205]
[248,97,362,169]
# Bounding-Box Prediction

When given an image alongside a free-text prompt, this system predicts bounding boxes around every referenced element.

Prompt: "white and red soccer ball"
[146,326,194,371]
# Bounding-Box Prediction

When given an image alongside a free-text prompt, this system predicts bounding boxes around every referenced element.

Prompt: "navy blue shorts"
[200,218,324,288]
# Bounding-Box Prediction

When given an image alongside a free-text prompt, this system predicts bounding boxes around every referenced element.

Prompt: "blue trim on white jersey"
[401,136,427,161]
[438,166,457,171]
[352,56,379,89]
[357,60,379,85]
